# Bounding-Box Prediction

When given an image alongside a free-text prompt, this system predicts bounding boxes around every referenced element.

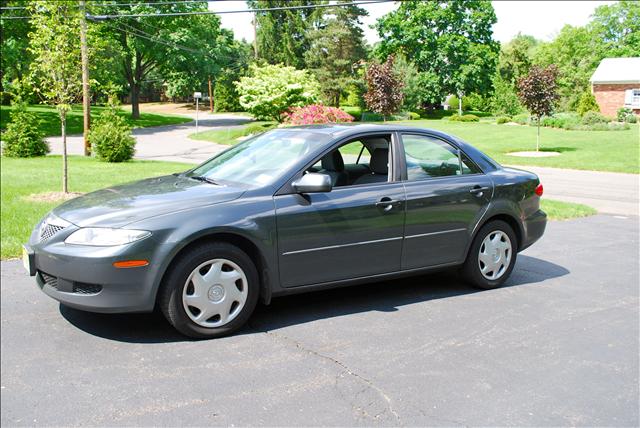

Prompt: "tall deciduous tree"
[376,0,499,114]
[517,65,559,152]
[90,1,234,119]
[364,56,404,120]
[304,3,367,107]
[248,0,325,69]
[0,0,33,99]
[28,1,82,193]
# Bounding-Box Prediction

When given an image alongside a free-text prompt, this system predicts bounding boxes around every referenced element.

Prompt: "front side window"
[188,129,330,187]
[402,134,480,181]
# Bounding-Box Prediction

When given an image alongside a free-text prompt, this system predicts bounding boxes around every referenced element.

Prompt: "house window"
[625,89,640,108]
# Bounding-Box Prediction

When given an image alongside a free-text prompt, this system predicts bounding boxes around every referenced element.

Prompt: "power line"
[89,0,391,19]
[0,0,208,10]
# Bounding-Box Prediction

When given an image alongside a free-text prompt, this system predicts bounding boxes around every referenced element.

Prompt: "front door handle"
[376,197,401,211]
[469,186,490,196]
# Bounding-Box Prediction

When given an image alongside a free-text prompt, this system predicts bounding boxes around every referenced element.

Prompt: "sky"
[208,0,615,44]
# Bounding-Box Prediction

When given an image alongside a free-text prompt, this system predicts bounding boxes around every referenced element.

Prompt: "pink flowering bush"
[284,104,354,125]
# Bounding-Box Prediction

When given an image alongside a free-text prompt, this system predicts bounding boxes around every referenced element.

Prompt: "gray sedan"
[23,124,546,338]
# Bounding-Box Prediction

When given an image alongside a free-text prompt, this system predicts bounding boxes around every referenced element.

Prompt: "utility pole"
[79,0,91,156]
[208,76,213,113]
[252,12,258,59]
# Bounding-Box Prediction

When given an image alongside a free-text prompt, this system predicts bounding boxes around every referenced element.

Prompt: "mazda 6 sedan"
[24,124,546,338]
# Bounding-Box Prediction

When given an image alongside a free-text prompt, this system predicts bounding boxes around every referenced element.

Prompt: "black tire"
[158,242,259,339]
[462,220,518,290]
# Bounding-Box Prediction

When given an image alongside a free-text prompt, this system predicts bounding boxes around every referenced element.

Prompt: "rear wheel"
[159,242,259,339]
[462,220,517,289]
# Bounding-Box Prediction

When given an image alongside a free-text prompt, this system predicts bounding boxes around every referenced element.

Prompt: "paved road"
[1,215,638,426]
[46,113,247,164]
[506,165,639,216]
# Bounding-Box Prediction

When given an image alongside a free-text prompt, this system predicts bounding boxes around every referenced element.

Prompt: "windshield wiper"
[190,175,221,185]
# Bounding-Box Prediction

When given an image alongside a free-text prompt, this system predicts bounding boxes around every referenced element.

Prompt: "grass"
[189,121,277,145]
[0,104,192,137]
[188,117,639,173]
[540,199,597,220]
[398,119,639,173]
[0,156,192,259]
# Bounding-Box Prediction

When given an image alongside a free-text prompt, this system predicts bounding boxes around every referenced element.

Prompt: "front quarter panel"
[126,193,279,304]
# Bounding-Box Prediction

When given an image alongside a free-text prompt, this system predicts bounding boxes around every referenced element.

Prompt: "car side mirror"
[292,173,332,194]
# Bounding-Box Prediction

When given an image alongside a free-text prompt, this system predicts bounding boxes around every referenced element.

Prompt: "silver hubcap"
[182,259,248,328]
[478,230,512,280]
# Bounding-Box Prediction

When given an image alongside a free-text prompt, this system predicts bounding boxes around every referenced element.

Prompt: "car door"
[274,134,406,288]
[399,133,493,270]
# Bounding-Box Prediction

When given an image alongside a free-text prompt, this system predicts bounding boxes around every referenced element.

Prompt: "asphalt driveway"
[1,215,638,426]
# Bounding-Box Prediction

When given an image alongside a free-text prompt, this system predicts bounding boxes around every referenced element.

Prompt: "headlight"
[65,228,151,246]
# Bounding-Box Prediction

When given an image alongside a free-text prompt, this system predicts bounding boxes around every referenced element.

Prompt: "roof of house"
[590,57,640,84]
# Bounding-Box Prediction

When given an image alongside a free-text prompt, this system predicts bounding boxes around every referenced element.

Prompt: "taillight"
[535,183,544,197]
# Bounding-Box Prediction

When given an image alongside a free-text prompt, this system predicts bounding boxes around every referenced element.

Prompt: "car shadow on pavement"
[59,255,568,343]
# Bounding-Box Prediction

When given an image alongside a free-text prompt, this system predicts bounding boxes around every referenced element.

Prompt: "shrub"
[496,116,512,124]
[408,111,420,120]
[465,93,492,112]
[235,64,320,122]
[490,78,524,116]
[617,107,637,123]
[284,104,354,125]
[512,113,531,125]
[576,91,600,116]
[447,94,470,111]
[1,104,48,157]
[90,103,135,162]
[541,112,581,129]
[581,111,609,125]
[449,114,480,122]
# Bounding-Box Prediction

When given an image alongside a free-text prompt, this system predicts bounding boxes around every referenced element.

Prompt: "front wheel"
[462,220,517,289]
[159,242,259,339]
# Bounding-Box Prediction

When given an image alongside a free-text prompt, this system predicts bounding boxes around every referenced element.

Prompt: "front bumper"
[521,209,547,251]
[27,227,168,314]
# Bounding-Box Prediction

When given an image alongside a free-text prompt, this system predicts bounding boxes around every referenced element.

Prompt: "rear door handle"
[469,186,490,196]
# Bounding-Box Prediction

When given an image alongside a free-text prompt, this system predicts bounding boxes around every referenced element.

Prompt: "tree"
[213,41,253,112]
[235,64,320,122]
[304,3,367,106]
[248,0,325,69]
[28,1,82,193]
[363,56,404,119]
[393,55,442,112]
[517,65,559,152]
[590,1,640,57]
[376,0,499,115]
[498,33,539,86]
[0,0,34,101]
[90,1,235,119]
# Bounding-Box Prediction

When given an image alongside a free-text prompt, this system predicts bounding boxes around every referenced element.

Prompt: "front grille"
[40,271,58,289]
[73,283,102,295]
[39,223,65,242]
[38,271,102,295]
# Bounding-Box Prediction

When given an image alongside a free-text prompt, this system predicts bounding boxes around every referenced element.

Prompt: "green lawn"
[189,121,277,145]
[192,118,639,173]
[0,104,192,137]
[0,156,192,259]
[540,199,597,220]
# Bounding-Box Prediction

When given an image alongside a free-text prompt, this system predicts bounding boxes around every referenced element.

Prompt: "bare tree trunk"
[458,92,463,116]
[61,111,68,193]
[131,83,140,119]
[79,0,91,156]
[536,118,540,152]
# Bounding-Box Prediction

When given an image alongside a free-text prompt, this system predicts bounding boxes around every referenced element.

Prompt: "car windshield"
[186,129,330,187]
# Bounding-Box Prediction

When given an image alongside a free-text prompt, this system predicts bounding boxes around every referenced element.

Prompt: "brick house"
[590,57,640,118]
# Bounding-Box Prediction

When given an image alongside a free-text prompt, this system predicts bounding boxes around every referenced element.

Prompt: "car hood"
[53,175,245,228]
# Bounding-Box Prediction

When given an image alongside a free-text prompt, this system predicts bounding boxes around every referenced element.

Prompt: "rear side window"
[402,134,481,180]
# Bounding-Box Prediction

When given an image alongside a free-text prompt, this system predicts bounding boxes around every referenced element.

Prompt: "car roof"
[279,123,449,139]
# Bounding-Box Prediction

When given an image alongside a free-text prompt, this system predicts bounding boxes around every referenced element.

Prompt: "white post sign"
[194,92,202,134]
